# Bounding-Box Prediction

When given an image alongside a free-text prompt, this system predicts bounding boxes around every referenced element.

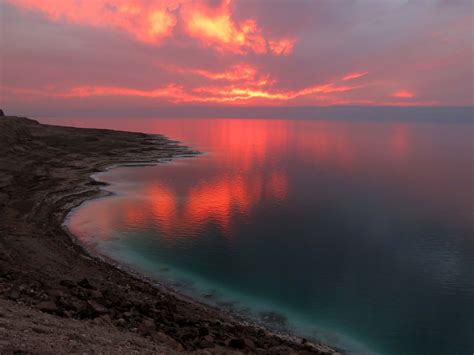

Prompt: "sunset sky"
[1,0,472,115]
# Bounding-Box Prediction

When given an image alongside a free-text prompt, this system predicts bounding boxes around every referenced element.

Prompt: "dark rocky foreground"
[0,116,340,354]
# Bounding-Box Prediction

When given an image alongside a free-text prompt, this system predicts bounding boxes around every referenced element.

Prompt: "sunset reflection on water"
[44,117,473,243]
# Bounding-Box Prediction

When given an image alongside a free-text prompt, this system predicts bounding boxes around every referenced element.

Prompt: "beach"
[0,116,338,354]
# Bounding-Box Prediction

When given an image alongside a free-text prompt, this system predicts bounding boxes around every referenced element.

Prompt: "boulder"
[59,279,75,288]
[87,300,108,316]
[176,326,200,342]
[199,326,210,336]
[8,289,20,301]
[228,338,255,349]
[199,335,215,349]
[151,331,184,351]
[115,318,126,327]
[78,278,95,290]
[138,318,156,336]
[36,301,58,313]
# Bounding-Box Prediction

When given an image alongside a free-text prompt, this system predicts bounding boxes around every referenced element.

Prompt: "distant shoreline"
[15,105,474,122]
[0,116,340,354]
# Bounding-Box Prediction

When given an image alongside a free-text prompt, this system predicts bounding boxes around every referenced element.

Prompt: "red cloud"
[180,0,294,55]
[392,90,415,99]
[7,0,178,43]
[165,63,262,83]
[268,38,295,56]
[4,82,439,106]
[4,79,360,104]
[181,0,267,54]
[342,72,368,81]
[7,0,294,55]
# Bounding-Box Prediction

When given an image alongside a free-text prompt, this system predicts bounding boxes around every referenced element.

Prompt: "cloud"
[1,0,472,112]
[3,79,361,105]
[6,0,294,55]
[392,90,415,99]
[164,63,263,83]
[6,0,178,43]
[180,0,267,54]
[342,72,368,81]
[268,38,295,56]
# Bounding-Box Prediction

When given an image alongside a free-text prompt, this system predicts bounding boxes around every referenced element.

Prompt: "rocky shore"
[0,116,340,354]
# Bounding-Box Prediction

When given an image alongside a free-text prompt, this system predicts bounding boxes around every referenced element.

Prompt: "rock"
[47,289,65,299]
[71,287,89,300]
[199,326,209,336]
[94,314,113,326]
[57,296,80,312]
[8,289,20,301]
[89,289,103,299]
[175,316,188,326]
[102,289,121,305]
[87,300,108,316]
[74,301,93,319]
[59,279,76,288]
[0,109,4,117]
[176,326,199,341]
[267,337,282,347]
[137,302,153,314]
[78,278,95,290]
[196,350,213,355]
[313,343,339,354]
[199,335,215,349]
[115,318,126,327]
[228,338,255,349]
[151,331,184,351]
[199,339,215,349]
[138,318,155,336]
[36,301,58,313]
[203,335,214,342]
[63,310,74,318]
[259,311,287,327]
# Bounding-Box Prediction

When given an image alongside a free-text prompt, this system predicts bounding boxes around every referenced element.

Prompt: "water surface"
[40,117,474,355]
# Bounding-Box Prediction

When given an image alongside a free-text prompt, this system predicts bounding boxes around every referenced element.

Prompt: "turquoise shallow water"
[45,117,474,355]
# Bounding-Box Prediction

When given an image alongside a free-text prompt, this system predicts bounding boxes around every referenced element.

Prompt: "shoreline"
[62,161,319,345]
[0,116,340,354]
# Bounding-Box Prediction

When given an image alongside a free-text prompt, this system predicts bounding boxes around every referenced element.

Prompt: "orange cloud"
[181,0,269,54]
[2,81,440,107]
[268,38,295,56]
[60,84,191,100]
[4,79,360,104]
[7,0,294,55]
[392,90,415,99]
[7,0,177,43]
[166,63,260,82]
[296,83,358,97]
[189,81,359,103]
[342,72,368,81]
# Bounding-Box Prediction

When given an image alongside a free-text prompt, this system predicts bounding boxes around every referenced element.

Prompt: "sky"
[0,0,473,116]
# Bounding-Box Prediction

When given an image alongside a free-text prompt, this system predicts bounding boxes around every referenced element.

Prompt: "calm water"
[40,117,474,355]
